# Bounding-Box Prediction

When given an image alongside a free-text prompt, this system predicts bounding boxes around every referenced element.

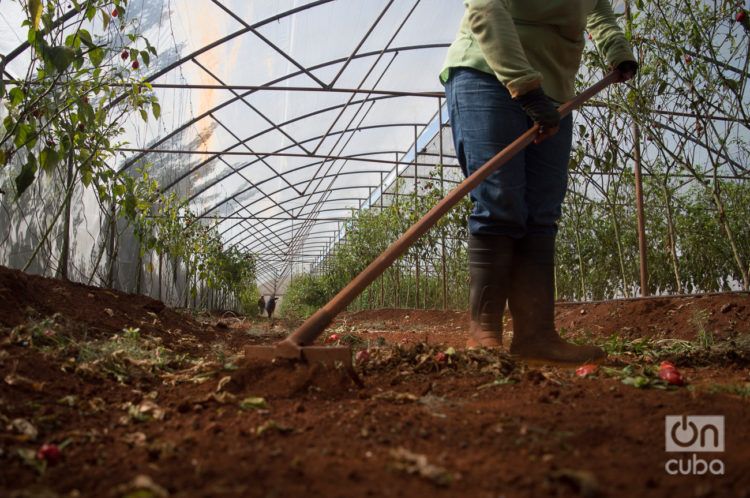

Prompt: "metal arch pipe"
[190,215,351,222]
[210,174,462,250]
[195,59,313,158]
[215,207,379,243]
[242,234,341,254]
[110,0,339,110]
[176,109,456,228]
[235,216,369,253]
[179,121,431,204]
[222,184,463,251]
[148,94,398,191]
[210,0,328,89]
[212,172,462,241]
[0,80,445,98]
[117,43,449,174]
[195,156,448,221]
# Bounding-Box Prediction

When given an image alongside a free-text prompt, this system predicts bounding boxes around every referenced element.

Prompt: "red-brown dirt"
[1,265,749,498]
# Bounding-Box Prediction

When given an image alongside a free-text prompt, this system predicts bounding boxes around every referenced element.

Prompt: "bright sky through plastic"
[4,0,677,290]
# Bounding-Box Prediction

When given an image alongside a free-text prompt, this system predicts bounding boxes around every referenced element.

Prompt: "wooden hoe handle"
[283,71,621,348]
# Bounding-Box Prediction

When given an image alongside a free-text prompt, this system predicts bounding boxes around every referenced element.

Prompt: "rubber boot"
[508,236,606,364]
[467,234,514,348]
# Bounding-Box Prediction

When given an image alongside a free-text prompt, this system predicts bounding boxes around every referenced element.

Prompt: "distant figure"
[257,295,266,316]
[266,296,279,319]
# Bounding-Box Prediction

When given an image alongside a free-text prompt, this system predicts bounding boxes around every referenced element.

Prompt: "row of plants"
[282,175,471,321]
[124,167,260,312]
[0,0,259,312]
[282,0,750,317]
[282,169,750,319]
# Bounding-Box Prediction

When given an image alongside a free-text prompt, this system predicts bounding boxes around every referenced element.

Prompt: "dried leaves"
[359,342,517,378]
[389,447,456,487]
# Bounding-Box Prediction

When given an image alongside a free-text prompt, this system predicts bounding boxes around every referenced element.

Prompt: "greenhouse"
[1,1,749,496]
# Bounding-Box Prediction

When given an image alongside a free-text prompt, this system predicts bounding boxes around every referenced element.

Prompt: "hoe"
[245,71,621,378]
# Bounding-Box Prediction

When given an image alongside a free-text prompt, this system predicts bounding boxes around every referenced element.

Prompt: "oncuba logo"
[664,415,725,475]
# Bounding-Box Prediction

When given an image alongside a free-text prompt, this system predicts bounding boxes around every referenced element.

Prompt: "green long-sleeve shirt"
[440,0,636,102]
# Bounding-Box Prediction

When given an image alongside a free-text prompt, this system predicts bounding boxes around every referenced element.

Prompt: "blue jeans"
[444,68,573,238]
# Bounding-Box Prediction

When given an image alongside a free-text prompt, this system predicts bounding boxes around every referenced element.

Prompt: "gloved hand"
[616,60,639,82]
[513,87,561,143]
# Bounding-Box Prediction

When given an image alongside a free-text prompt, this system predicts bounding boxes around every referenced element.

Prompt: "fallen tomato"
[659,361,676,371]
[575,363,598,377]
[434,352,447,364]
[659,368,685,386]
[36,443,62,465]
[326,333,340,343]
[355,350,370,364]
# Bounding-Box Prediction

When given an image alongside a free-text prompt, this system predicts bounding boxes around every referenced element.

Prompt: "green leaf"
[14,123,33,149]
[81,167,93,187]
[45,45,76,73]
[139,109,148,122]
[140,50,150,66]
[89,47,104,67]
[78,29,94,48]
[151,102,161,120]
[15,154,38,199]
[28,0,43,30]
[39,147,60,173]
[723,79,740,92]
[9,87,25,106]
[113,183,126,198]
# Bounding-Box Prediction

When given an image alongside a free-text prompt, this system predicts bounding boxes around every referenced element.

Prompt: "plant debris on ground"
[1,267,749,497]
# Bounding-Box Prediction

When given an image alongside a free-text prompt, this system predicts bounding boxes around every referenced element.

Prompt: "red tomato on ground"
[659,368,685,386]
[36,443,62,465]
[575,364,598,377]
[355,350,369,363]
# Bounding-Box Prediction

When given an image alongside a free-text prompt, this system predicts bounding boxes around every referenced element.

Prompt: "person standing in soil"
[441,0,638,363]
[258,295,266,317]
[266,295,279,320]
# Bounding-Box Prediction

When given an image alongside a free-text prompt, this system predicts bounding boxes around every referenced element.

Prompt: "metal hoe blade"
[245,343,363,387]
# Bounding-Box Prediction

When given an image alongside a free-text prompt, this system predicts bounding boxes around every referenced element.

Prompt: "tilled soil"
[1,265,749,498]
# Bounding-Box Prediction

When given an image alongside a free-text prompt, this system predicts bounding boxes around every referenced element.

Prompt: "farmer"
[258,295,266,316]
[441,0,638,363]
[266,295,279,320]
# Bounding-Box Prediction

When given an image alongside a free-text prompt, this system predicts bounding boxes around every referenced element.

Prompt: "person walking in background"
[265,295,279,320]
[257,295,266,317]
[441,0,638,364]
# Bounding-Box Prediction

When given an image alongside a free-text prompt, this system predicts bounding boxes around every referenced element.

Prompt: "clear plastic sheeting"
[117,0,464,293]
[0,0,464,297]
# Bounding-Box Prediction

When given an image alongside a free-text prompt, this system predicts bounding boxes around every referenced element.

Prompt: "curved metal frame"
[5,0,458,283]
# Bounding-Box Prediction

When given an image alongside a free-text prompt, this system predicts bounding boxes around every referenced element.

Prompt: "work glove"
[615,60,639,82]
[513,87,561,143]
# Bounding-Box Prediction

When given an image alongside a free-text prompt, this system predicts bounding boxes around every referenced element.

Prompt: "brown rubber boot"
[466,234,513,348]
[508,236,606,365]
